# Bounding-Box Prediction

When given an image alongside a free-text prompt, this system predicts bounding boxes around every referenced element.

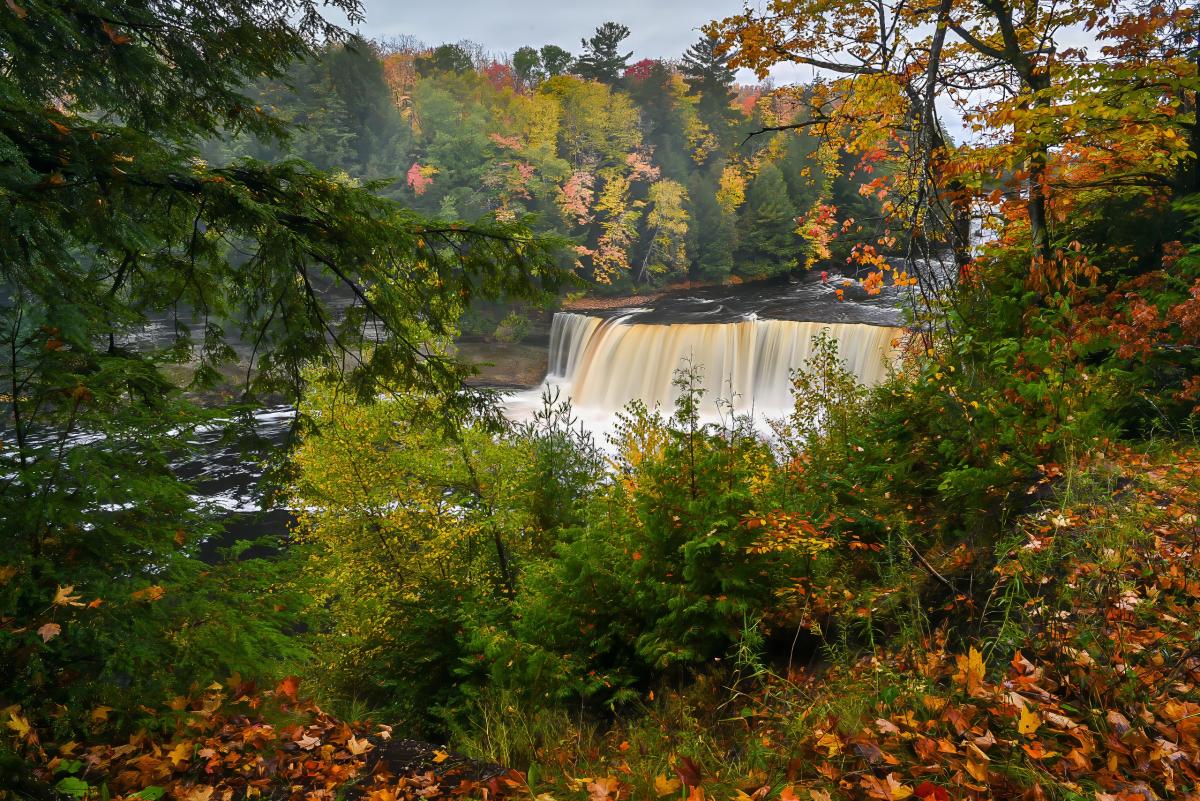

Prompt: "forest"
[2,2,1200,801]
[206,29,882,295]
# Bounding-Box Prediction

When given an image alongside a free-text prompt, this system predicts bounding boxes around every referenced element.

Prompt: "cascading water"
[508,311,904,429]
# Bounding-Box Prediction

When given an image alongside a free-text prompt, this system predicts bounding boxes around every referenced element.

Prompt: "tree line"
[207,23,883,292]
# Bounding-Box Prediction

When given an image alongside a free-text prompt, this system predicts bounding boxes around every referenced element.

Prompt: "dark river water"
[7,271,914,546]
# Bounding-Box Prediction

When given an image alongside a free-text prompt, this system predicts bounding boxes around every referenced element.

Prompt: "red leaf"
[914,782,950,801]
[674,755,703,788]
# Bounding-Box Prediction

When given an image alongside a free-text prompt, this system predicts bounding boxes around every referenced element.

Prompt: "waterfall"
[538,311,903,418]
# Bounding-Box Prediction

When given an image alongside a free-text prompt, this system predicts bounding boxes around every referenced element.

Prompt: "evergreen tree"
[680,32,736,100]
[736,164,799,276]
[681,32,739,126]
[0,0,565,730]
[574,22,633,84]
[688,171,737,280]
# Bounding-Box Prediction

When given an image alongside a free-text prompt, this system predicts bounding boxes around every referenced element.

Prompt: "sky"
[346,0,822,85]
[352,1,743,61]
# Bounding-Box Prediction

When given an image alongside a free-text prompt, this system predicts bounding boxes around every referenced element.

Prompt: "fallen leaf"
[275,676,300,702]
[432,749,450,764]
[1019,704,1041,736]
[347,735,373,755]
[954,646,986,696]
[6,712,30,738]
[167,740,192,768]
[654,775,681,796]
[37,622,61,642]
[674,755,702,788]
[53,586,83,607]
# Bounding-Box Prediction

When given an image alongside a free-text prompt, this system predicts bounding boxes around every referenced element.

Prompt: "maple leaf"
[53,585,83,607]
[37,622,61,642]
[275,675,300,702]
[100,20,132,45]
[884,774,913,800]
[346,735,373,755]
[953,647,986,695]
[131,585,165,602]
[674,755,702,788]
[296,733,321,750]
[654,775,681,796]
[1018,704,1041,736]
[168,740,192,768]
[914,783,949,801]
[586,776,619,801]
[814,731,842,756]
[6,712,30,738]
[432,749,450,763]
[875,717,901,735]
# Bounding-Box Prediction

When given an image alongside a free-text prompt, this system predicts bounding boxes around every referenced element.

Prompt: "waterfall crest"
[540,312,902,417]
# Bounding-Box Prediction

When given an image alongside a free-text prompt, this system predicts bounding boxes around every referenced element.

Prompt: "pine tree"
[736,164,799,276]
[680,32,736,100]
[574,22,633,84]
[681,32,738,125]
[688,172,737,281]
[0,0,566,731]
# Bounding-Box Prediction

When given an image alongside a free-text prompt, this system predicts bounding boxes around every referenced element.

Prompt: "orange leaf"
[53,585,83,607]
[275,675,300,702]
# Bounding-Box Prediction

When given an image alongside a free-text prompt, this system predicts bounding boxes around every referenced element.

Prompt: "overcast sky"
[352,1,742,60]
[345,1,827,85]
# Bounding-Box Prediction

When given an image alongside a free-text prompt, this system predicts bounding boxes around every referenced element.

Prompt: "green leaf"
[54,777,90,799]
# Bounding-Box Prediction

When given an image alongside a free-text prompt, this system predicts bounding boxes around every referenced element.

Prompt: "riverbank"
[13,445,1199,801]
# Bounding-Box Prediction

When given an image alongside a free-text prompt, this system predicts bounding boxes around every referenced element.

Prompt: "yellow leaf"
[815,731,842,756]
[168,740,192,768]
[131,584,166,602]
[432,749,450,763]
[1018,704,1041,737]
[53,585,83,607]
[654,775,681,797]
[6,712,30,738]
[885,774,913,800]
[954,646,986,695]
[89,706,112,722]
